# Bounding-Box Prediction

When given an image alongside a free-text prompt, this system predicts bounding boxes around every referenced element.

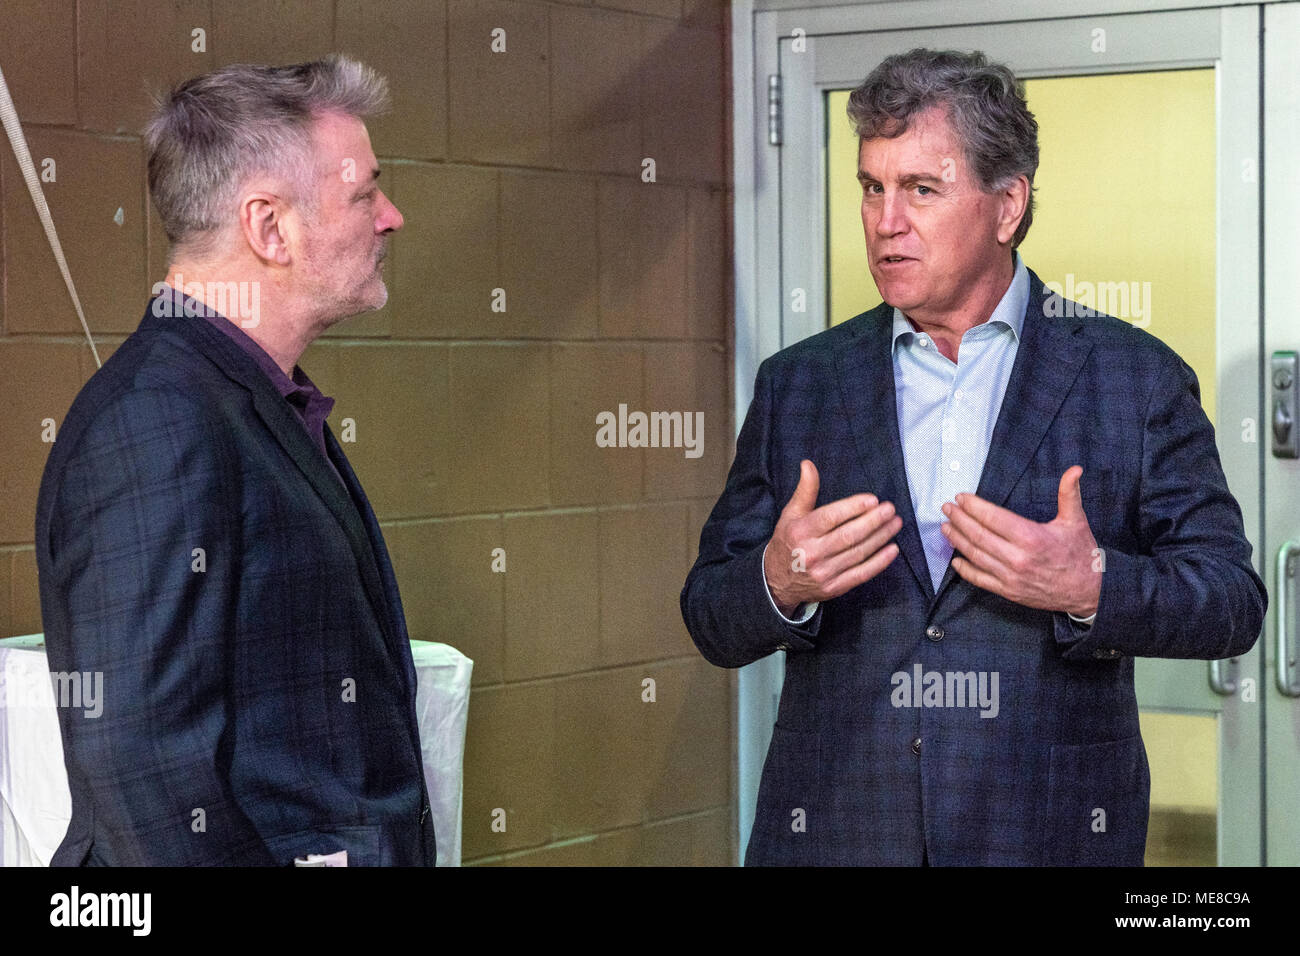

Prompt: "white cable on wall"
[0,61,102,369]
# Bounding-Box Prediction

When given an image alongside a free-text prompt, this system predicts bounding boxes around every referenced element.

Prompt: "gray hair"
[144,54,390,260]
[846,48,1039,248]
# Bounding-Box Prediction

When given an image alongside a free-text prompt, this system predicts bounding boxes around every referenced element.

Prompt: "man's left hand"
[940,465,1102,618]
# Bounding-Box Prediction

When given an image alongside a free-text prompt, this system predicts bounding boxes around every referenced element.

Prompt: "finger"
[949,553,1008,598]
[804,492,880,536]
[1057,465,1086,522]
[815,501,897,562]
[950,491,1037,546]
[941,518,1013,583]
[942,499,1021,569]
[783,459,821,518]
[819,512,904,578]
[822,541,900,598]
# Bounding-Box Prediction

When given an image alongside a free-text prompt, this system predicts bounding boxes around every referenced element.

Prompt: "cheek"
[860,201,877,234]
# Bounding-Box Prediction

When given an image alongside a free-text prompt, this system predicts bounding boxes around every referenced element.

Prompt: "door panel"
[1262,1,1300,867]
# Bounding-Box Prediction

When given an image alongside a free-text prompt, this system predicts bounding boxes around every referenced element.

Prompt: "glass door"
[1262,0,1300,868]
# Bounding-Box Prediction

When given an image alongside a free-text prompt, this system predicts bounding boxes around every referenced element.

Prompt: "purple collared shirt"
[155,285,347,489]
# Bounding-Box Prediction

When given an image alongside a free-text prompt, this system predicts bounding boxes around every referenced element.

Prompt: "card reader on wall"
[1273,351,1299,459]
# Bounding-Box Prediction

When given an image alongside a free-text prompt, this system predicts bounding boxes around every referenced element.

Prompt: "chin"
[872,277,905,308]
[317,289,387,333]
[346,280,390,318]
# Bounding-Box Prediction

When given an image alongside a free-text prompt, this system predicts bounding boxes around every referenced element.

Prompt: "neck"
[164,262,307,377]
[902,252,1016,362]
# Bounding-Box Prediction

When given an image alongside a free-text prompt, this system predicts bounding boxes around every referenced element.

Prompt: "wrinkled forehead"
[857,107,964,175]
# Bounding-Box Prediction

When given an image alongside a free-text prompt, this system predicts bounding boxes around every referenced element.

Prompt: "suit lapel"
[324,424,416,688]
[244,383,398,644]
[835,303,935,601]
[834,270,1094,607]
[930,269,1094,604]
[155,310,399,650]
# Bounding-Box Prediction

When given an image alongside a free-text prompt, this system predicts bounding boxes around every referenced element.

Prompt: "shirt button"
[918,335,931,348]
[911,737,922,756]
[926,625,945,642]
[949,460,960,471]
[954,389,964,400]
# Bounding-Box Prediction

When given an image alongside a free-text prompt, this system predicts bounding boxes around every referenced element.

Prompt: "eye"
[916,184,932,196]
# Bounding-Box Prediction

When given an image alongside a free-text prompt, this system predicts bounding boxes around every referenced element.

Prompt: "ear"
[995,175,1030,246]
[240,192,292,266]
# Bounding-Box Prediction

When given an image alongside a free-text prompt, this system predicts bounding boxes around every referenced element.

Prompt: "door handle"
[1274,399,1293,446]
[1276,539,1300,697]
[1273,352,1299,458]
[1208,657,1237,695]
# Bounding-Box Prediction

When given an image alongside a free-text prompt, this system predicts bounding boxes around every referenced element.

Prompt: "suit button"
[1093,648,1120,659]
[911,737,922,755]
[925,625,944,642]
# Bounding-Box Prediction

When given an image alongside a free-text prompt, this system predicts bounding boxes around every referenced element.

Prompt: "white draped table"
[0,634,471,866]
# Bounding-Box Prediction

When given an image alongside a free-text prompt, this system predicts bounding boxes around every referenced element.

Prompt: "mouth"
[877,255,916,265]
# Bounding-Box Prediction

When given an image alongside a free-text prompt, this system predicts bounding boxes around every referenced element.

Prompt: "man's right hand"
[763,459,903,617]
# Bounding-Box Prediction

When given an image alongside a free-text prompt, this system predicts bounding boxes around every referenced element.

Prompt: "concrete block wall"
[0,0,735,866]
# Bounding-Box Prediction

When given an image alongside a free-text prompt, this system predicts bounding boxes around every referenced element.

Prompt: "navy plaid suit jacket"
[35,300,435,866]
[682,267,1266,866]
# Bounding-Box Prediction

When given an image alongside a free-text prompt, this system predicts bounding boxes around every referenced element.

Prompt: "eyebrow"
[353,167,381,197]
[856,169,945,186]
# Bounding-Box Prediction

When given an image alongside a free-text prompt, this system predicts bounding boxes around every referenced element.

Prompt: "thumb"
[785,460,820,516]
[1056,465,1086,521]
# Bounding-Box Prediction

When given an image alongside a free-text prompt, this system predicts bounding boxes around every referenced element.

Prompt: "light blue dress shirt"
[893,252,1028,593]
[764,251,1096,628]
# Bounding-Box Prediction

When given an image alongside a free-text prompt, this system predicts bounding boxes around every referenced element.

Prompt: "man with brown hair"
[683,48,1265,866]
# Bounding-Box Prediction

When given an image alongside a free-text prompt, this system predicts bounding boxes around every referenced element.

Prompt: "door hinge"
[768,73,782,146]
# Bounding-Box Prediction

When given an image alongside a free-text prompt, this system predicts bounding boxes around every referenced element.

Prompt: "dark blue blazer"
[36,300,435,866]
[682,268,1266,866]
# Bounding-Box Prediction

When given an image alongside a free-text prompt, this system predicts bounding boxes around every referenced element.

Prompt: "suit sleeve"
[681,358,823,668]
[40,386,274,865]
[1053,354,1268,661]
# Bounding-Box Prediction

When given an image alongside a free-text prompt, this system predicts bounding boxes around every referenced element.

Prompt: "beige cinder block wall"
[0,0,737,865]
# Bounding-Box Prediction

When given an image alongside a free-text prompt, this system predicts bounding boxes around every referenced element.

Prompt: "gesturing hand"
[763,459,904,617]
[941,465,1102,618]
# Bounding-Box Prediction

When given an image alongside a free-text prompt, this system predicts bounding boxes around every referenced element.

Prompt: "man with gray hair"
[35,55,435,866]
[683,48,1264,865]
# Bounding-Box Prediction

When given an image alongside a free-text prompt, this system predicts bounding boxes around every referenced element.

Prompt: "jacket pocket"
[1040,734,1150,866]
[746,723,822,866]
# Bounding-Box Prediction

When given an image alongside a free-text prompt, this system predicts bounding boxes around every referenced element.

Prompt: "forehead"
[857,105,961,170]
[309,111,375,165]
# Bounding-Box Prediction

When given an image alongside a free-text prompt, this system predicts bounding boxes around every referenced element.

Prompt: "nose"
[873,188,908,238]
[376,188,404,233]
